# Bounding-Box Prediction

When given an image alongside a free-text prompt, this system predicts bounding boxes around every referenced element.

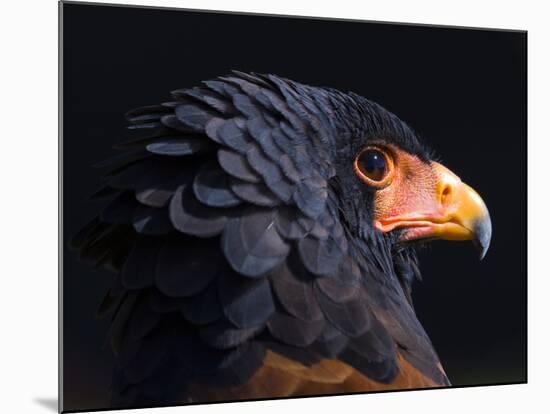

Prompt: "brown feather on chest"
[184,350,446,403]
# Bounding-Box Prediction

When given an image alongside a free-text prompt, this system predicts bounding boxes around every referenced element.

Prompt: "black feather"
[219,271,275,328]
[298,235,344,277]
[316,257,361,302]
[340,347,398,383]
[266,311,325,347]
[315,286,372,337]
[204,117,225,144]
[229,178,280,207]
[155,238,220,298]
[347,317,397,362]
[203,79,239,98]
[207,341,266,387]
[135,187,174,209]
[245,144,293,202]
[274,206,314,240]
[313,330,349,358]
[250,121,285,164]
[159,114,197,133]
[132,205,173,235]
[125,105,171,121]
[270,262,323,322]
[217,148,261,183]
[174,104,213,131]
[192,163,242,208]
[221,208,290,277]
[233,93,261,118]
[177,87,235,115]
[127,121,164,131]
[169,185,227,238]
[293,182,328,219]
[217,118,252,152]
[120,237,161,289]
[199,319,264,350]
[146,137,214,156]
[179,282,222,325]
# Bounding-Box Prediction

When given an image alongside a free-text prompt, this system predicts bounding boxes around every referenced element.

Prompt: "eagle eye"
[354,147,393,187]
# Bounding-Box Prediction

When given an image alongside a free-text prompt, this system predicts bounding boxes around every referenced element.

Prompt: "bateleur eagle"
[71,71,492,407]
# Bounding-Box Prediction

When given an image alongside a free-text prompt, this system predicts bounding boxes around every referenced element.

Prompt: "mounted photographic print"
[60,1,527,412]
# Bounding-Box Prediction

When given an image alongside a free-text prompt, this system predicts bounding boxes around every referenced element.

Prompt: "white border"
[2,0,547,413]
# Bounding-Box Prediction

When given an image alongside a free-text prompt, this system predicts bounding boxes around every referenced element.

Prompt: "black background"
[62,2,527,411]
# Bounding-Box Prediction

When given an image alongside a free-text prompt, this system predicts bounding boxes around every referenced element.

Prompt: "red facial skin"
[354,144,491,255]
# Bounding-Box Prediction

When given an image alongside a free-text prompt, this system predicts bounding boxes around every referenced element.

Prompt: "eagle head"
[314,87,491,260]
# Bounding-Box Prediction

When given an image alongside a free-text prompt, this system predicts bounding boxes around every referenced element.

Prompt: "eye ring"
[354,146,394,188]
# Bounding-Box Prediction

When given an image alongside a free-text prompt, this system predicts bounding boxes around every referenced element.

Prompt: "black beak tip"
[473,214,492,260]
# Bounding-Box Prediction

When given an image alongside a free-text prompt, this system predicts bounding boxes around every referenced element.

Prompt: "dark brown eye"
[356,149,388,182]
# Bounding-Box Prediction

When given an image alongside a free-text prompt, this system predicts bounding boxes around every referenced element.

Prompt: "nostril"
[441,185,452,206]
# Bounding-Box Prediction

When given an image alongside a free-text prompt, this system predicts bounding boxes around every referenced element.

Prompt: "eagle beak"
[429,163,492,259]
[375,162,492,259]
